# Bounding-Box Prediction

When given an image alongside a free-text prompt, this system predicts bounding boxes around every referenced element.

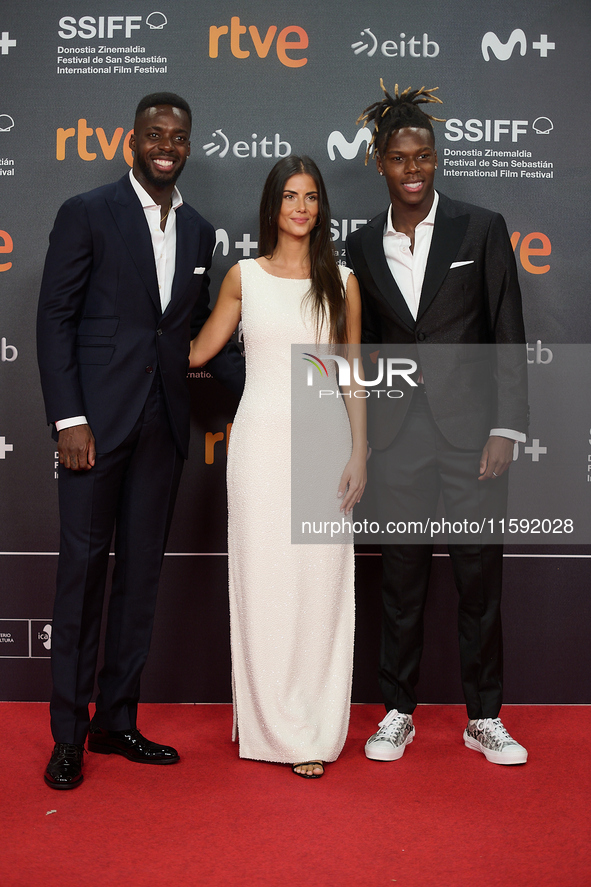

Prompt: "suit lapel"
[108,175,161,314]
[361,211,415,331]
[166,205,199,316]
[417,195,470,320]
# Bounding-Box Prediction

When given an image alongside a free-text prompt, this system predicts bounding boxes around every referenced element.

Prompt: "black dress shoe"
[44,743,84,789]
[87,727,180,764]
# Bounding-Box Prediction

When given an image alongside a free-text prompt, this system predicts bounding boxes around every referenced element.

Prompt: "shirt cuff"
[489,428,527,443]
[489,429,527,462]
[55,416,88,432]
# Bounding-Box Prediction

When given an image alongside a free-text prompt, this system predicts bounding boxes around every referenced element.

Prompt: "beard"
[135,152,187,189]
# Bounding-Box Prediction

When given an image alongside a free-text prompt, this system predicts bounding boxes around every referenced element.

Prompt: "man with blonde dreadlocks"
[346,82,528,766]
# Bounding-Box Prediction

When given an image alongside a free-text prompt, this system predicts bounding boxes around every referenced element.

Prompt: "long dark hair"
[258,155,348,344]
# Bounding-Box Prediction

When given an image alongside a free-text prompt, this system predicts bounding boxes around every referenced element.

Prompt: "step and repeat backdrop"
[1,0,590,704]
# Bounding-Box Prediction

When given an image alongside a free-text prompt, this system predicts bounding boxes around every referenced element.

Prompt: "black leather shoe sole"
[87,732,179,764]
[44,770,83,789]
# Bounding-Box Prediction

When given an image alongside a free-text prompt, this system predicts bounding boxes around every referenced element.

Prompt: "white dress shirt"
[55,171,183,431]
[383,190,438,321]
[128,168,183,314]
[382,191,524,446]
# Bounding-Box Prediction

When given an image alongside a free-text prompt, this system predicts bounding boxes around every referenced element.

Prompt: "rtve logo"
[481,29,555,61]
[0,230,13,271]
[56,119,133,164]
[205,424,233,464]
[209,17,308,67]
[510,232,551,275]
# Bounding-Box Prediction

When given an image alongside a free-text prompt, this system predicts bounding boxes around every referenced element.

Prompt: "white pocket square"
[450,260,474,268]
[193,266,206,274]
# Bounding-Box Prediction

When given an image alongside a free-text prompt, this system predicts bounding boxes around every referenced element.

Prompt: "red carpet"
[2,704,589,886]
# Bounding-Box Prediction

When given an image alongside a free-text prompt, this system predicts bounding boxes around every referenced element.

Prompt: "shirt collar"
[385,190,439,235]
[129,169,183,211]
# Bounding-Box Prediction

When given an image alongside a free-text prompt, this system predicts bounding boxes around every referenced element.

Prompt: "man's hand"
[57,424,96,471]
[479,435,513,480]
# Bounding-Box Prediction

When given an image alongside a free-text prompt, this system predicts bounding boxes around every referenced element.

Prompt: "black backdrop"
[1,0,590,704]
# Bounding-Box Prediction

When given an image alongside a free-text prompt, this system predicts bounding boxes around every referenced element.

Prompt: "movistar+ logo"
[481,29,555,61]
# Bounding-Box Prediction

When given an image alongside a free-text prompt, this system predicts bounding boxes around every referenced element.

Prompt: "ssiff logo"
[209,17,308,67]
[445,117,557,143]
[481,29,555,60]
[38,624,52,651]
[58,14,167,39]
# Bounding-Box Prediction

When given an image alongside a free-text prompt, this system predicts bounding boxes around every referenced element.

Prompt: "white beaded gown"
[227,258,355,763]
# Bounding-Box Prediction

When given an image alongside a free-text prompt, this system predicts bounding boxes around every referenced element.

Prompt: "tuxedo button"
[145,366,154,374]
[156,328,163,336]
[417,332,426,342]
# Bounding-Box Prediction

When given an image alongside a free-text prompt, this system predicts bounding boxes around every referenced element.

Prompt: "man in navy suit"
[346,84,528,765]
[37,93,244,789]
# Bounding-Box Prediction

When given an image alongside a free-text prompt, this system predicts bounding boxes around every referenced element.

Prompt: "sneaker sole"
[364,732,414,762]
[463,733,528,765]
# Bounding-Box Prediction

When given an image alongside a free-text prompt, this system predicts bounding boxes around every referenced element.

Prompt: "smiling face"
[376,126,437,217]
[129,104,191,196]
[276,173,320,239]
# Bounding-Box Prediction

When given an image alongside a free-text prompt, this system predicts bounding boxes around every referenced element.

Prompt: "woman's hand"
[337,451,367,515]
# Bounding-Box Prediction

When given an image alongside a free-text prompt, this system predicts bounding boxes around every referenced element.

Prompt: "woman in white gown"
[190,156,366,777]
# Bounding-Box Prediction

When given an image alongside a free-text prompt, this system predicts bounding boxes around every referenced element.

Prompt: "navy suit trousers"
[50,372,184,744]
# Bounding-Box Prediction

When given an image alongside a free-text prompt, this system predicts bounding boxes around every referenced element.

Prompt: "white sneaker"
[463,718,528,765]
[365,709,415,761]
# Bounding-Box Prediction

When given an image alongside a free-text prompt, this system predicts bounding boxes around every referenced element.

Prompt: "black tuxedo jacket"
[346,192,527,451]
[37,173,244,458]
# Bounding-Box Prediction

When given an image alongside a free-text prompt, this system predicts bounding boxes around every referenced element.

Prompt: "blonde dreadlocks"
[357,80,445,165]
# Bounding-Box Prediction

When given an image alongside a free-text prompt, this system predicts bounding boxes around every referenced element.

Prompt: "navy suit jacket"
[37,173,244,458]
[346,192,528,451]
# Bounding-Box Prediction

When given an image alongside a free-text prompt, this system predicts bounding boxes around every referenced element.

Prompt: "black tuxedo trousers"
[370,388,506,719]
